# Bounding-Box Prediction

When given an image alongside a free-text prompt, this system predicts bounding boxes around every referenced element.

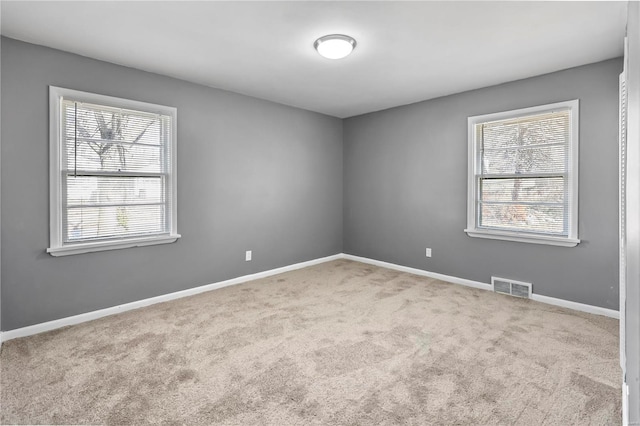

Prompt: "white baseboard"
[342,254,493,291]
[0,252,619,344]
[530,293,619,319]
[0,254,342,343]
[342,253,620,319]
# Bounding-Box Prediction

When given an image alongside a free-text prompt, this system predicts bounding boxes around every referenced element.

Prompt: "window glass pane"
[64,138,163,173]
[66,205,166,242]
[63,102,164,173]
[479,203,565,235]
[481,111,569,150]
[64,102,163,144]
[480,177,565,203]
[67,176,165,206]
[482,144,567,175]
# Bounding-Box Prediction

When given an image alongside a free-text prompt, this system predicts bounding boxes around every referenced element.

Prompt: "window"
[48,87,179,256]
[465,100,579,247]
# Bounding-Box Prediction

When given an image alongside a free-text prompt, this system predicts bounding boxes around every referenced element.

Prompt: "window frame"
[465,100,580,247]
[47,86,180,256]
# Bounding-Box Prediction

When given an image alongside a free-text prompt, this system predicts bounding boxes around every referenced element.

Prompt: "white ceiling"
[1,1,628,118]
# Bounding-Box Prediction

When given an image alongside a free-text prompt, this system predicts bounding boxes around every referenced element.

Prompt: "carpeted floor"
[1,259,620,425]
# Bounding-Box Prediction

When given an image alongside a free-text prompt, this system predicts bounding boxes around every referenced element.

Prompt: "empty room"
[1,1,639,425]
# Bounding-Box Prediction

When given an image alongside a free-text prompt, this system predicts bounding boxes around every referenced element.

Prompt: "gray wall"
[1,37,343,331]
[344,58,622,310]
[0,36,624,331]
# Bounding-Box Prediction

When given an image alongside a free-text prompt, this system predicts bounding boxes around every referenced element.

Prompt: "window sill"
[464,228,579,247]
[47,234,181,257]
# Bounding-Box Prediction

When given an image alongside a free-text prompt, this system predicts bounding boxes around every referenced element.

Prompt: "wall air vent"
[491,276,532,299]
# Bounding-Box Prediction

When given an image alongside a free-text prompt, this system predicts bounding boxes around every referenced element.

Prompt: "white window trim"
[47,86,180,256]
[465,100,580,247]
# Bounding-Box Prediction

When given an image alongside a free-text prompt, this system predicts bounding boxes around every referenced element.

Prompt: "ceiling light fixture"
[314,34,357,60]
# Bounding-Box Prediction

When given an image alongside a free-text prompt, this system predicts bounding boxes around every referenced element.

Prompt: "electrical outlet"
[245,250,252,261]
[426,248,432,258]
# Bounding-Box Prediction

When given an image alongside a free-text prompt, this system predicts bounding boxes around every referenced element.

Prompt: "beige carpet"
[1,259,620,425]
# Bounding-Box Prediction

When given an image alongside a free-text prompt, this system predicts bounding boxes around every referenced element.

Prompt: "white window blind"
[466,100,579,246]
[49,87,179,256]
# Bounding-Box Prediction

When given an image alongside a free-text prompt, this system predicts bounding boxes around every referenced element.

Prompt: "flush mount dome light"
[314,34,356,59]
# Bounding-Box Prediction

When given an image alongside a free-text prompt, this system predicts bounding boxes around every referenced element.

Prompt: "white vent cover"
[491,277,532,299]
